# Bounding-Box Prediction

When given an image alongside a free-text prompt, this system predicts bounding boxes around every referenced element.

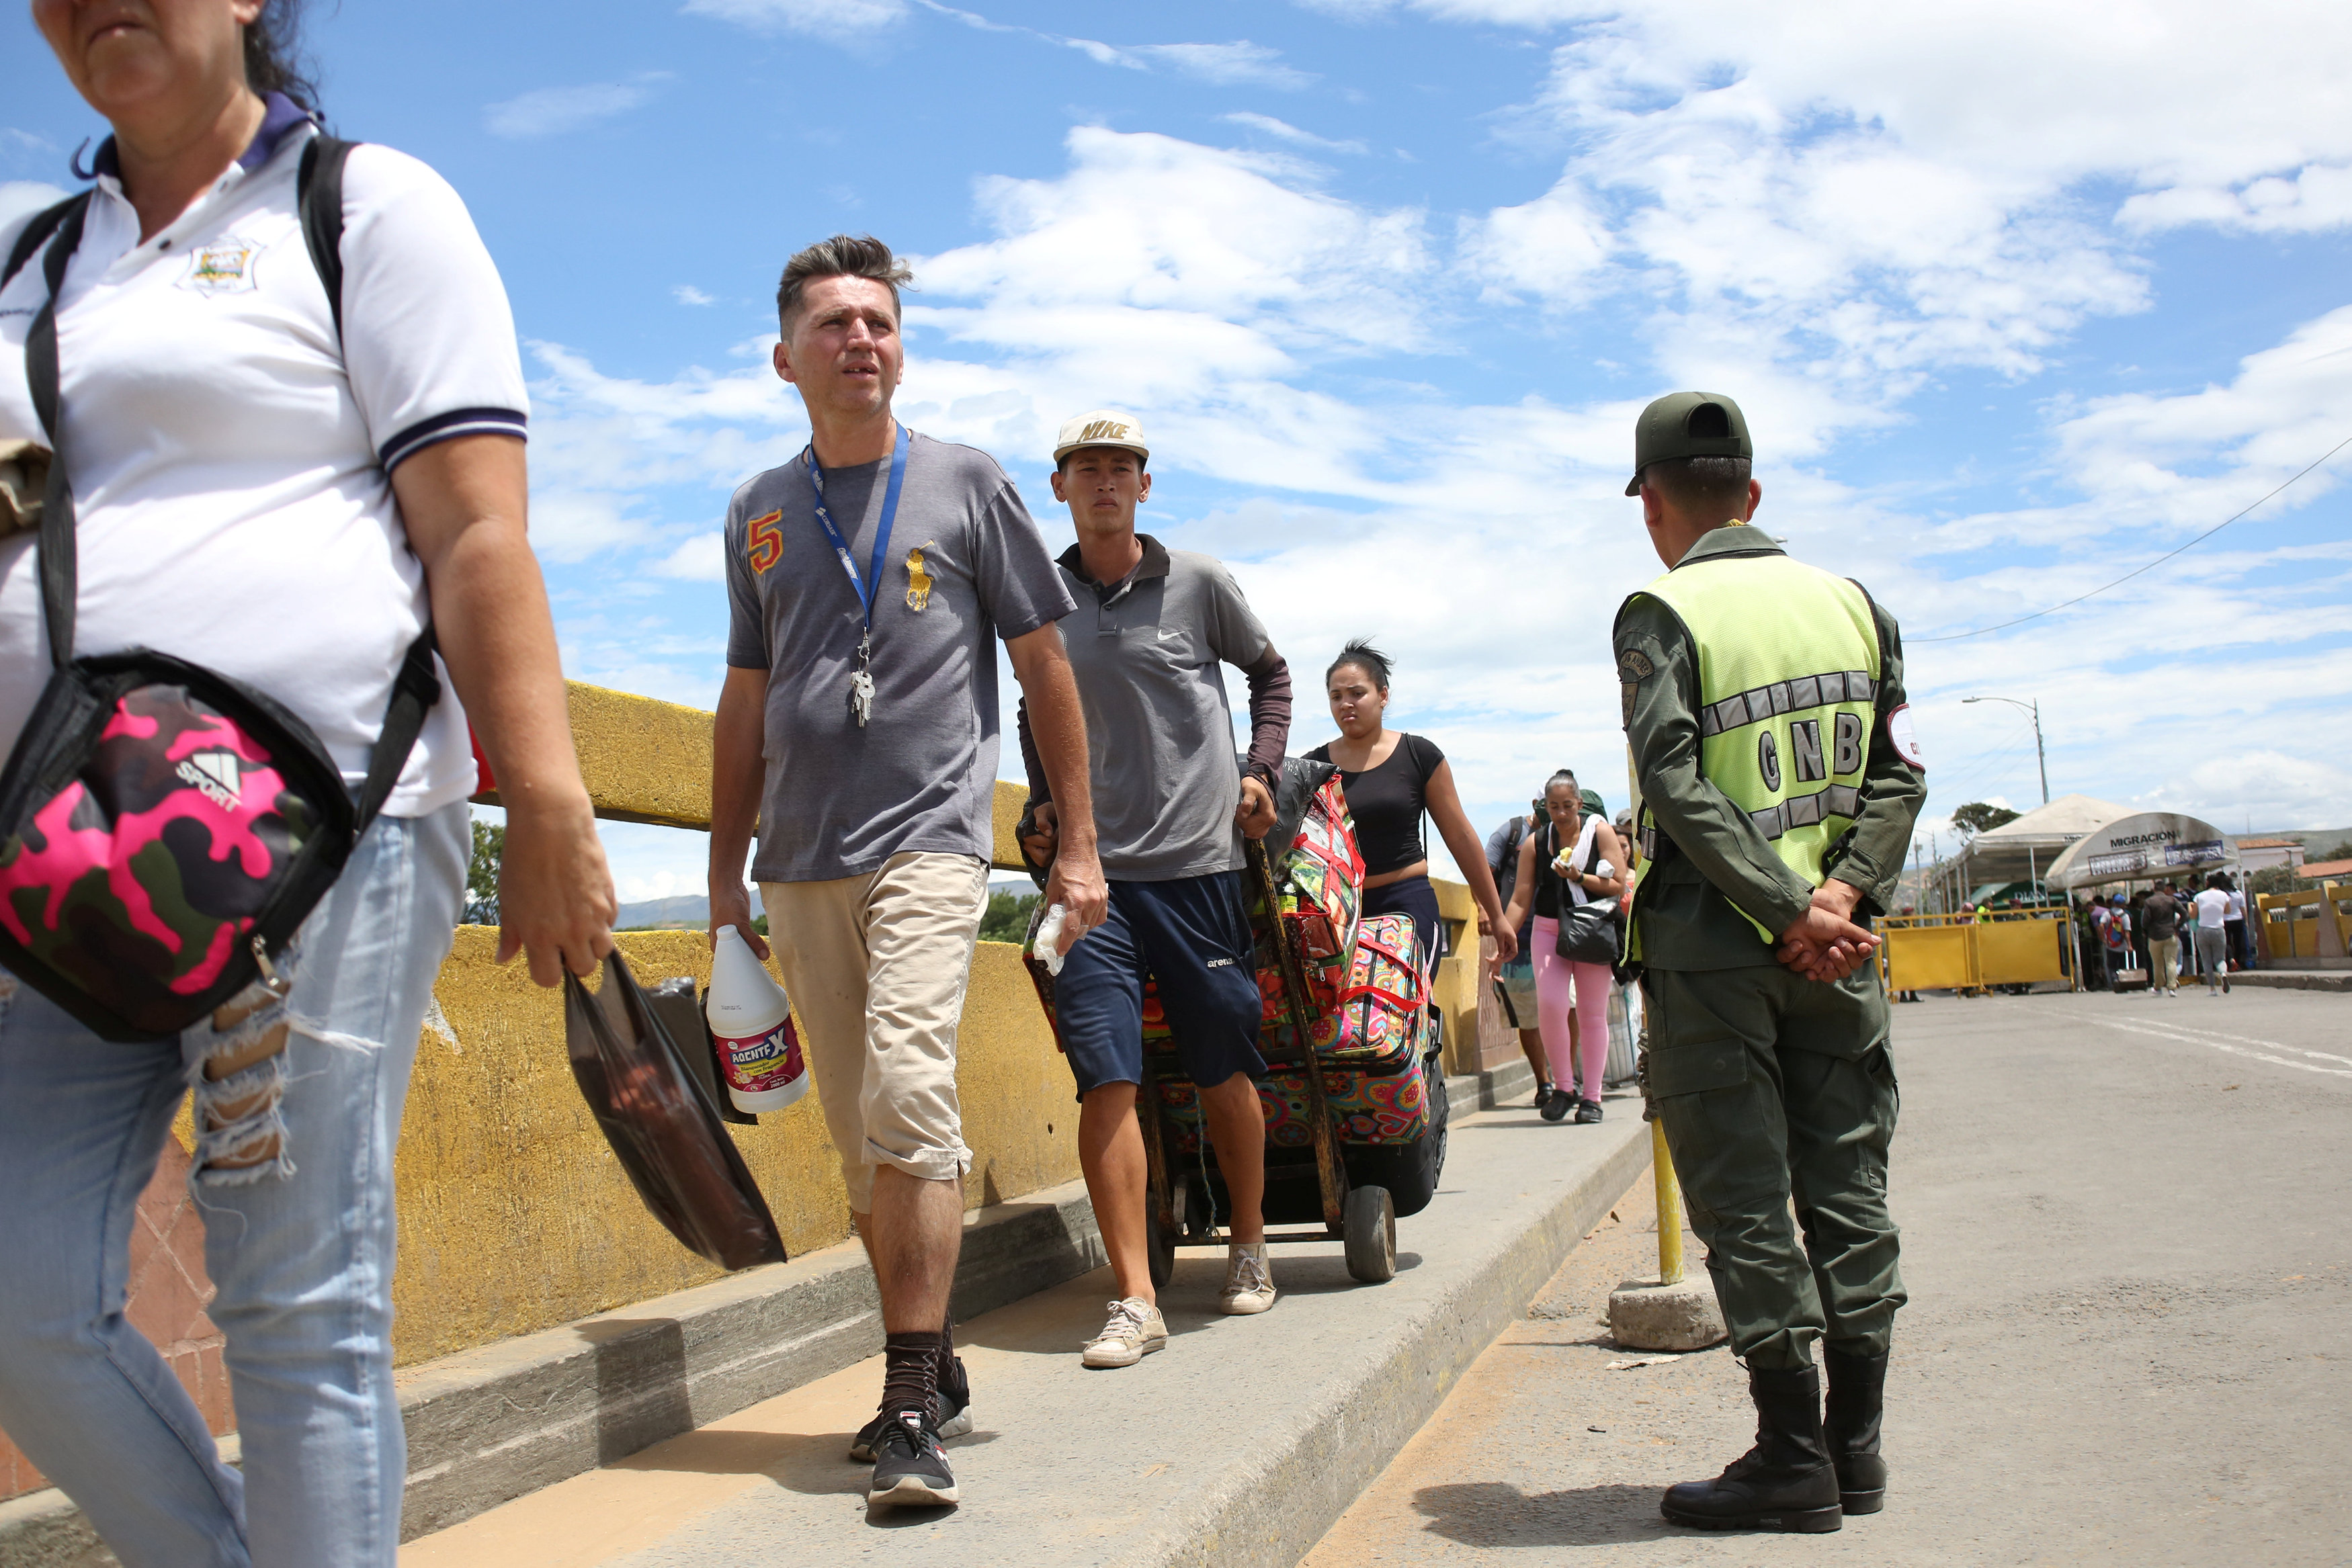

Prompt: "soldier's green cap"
[1625,391,1752,496]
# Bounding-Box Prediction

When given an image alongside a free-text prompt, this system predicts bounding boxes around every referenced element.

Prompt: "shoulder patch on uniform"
[1886,703,1924,768]
[1618,648,1654,681]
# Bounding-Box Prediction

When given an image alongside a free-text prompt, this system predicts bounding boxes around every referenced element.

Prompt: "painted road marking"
[2040,1007,2352,1078]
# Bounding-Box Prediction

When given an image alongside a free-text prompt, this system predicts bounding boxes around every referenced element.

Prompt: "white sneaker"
[1081,1297,1167,1368]
[1219,1243,1278,1315]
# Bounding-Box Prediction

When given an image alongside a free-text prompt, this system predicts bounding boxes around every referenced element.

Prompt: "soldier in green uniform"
[1614,392,1928,1534]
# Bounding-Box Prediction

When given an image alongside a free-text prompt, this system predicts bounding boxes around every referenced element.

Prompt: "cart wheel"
[1342,1185,1397,1283]
[1146,1204,1176,1289]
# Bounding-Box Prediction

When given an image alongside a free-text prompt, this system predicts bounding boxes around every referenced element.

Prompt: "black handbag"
[1550,820,1624,966]
[0,137,442,1042]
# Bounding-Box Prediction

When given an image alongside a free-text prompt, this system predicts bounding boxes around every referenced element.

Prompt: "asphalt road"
[1302,986,2352,1568]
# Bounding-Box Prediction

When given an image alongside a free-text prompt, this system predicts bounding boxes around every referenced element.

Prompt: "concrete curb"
[2232,970,2352,992]
[1169,1113,1651,1568]
[0,1180,1106,1563]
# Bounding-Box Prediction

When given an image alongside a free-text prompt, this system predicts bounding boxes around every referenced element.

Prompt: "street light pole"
[1963,694,2050,805]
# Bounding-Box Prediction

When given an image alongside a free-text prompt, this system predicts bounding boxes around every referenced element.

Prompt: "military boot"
[1823,1346,1888,1514]
[1661,1364,1843,1532]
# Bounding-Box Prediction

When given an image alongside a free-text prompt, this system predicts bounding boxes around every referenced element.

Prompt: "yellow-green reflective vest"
[1634,550,1880,941]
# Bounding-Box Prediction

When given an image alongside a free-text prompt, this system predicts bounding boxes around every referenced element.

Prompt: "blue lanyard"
[804,423,910,634]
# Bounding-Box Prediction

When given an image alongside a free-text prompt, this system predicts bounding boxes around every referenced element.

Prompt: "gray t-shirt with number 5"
[724,430,1075,883]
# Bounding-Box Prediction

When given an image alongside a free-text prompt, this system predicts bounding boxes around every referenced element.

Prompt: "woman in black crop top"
[1307,640,1515,973]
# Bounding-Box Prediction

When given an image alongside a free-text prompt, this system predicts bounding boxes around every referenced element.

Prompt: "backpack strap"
[26,196,91,669]
[291,133,437,836]
[296,134,355,341]
[3,193,89,296]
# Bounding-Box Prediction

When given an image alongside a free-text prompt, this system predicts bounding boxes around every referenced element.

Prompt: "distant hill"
[616,892,763,930]
[2252,827,2352,848]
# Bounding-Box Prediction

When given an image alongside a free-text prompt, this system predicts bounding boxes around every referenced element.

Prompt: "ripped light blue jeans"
[0,802,466,1567]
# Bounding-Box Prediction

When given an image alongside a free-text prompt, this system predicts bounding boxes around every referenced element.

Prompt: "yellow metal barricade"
[1880,910,2073,992]
[1975,916,2068,986]
[1884,916,1976,991]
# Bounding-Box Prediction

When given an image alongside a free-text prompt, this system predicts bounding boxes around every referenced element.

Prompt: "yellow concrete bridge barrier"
[2256,883,2351,962]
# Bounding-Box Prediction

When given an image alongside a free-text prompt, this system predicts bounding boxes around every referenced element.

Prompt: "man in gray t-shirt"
[708,236,1105,1510]
[1016,410,1294,1368]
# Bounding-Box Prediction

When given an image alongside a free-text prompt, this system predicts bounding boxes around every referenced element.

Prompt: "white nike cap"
[1053,409,1149,464]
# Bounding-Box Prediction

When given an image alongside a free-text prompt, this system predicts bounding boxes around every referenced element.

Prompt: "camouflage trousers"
[1642,962,1903,1370]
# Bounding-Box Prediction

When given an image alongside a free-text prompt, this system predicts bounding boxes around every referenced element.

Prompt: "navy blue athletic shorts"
[1054,871,1267,1100]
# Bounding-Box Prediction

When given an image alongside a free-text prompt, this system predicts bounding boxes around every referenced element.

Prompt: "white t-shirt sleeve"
[334,145,528,472]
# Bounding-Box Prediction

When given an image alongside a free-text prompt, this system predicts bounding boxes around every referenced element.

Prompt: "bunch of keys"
[849,630,876,727]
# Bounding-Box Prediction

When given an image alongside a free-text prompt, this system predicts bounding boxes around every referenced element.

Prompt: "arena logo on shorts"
[179,238,261,296]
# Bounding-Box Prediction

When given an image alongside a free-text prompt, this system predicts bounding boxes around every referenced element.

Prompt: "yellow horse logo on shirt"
[905,543,935,611]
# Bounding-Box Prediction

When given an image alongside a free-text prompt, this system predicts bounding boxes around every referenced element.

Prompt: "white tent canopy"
[1953,793,2132,892]
[2043,812,2238,891]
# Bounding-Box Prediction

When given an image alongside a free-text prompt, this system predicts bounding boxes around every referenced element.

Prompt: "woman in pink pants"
[1501,771,1629,1123]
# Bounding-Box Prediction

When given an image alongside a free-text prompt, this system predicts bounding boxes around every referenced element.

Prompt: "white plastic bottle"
[707,926,809,1113]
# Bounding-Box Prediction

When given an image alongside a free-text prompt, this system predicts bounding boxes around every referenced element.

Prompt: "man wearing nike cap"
[1017,410,1294,1368]
[1614,391,1927,1534]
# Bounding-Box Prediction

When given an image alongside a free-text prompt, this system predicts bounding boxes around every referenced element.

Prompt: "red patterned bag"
[1274,770,1363,1012]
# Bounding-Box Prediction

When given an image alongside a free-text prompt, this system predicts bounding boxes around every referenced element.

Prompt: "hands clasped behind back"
[1774,881,1879,983]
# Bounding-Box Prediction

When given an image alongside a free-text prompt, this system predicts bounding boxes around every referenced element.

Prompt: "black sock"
[935,1317,964,1399]
[882,1331,943,1426]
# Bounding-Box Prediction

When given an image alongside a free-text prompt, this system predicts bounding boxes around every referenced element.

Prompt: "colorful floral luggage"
[1158,1052,1433,1153]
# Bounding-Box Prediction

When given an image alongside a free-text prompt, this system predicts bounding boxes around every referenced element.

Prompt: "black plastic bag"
[564,951,787,1271]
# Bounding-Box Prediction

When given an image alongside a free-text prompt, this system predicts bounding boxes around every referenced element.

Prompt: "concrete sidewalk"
[401,1093,1646,1568]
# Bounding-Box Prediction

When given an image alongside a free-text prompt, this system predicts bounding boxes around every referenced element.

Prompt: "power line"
[1914,433,2352,642]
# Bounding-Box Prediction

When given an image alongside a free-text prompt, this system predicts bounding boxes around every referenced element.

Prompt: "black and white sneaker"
[868,1411,959,1507]
[849,1356,972,1462]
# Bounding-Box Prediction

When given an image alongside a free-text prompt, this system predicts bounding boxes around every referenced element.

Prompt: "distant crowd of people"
[2084,873,2253,996]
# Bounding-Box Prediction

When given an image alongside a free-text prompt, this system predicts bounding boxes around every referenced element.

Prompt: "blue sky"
[8,0,2350,902]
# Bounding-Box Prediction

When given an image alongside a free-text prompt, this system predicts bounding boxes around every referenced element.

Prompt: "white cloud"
[1331,2,2352,232]
[673,284,716,306]
[654,532,728,581]
[2121,165,2352,236]
[904,3,1314,88]
[1220,113,1366,155]
[485,76,670,139]
[529,490,661,564]
[1129,42,1315,90]
[682,0,907,39]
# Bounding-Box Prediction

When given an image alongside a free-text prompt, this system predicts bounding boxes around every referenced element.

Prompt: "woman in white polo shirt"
[0,3,616,1563]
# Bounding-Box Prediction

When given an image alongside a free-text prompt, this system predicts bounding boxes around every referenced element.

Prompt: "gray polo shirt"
[1052,535,1272,882]
[724,431,1075,883]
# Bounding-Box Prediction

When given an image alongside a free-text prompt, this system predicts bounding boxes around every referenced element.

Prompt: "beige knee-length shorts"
[760,852,987,1213]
